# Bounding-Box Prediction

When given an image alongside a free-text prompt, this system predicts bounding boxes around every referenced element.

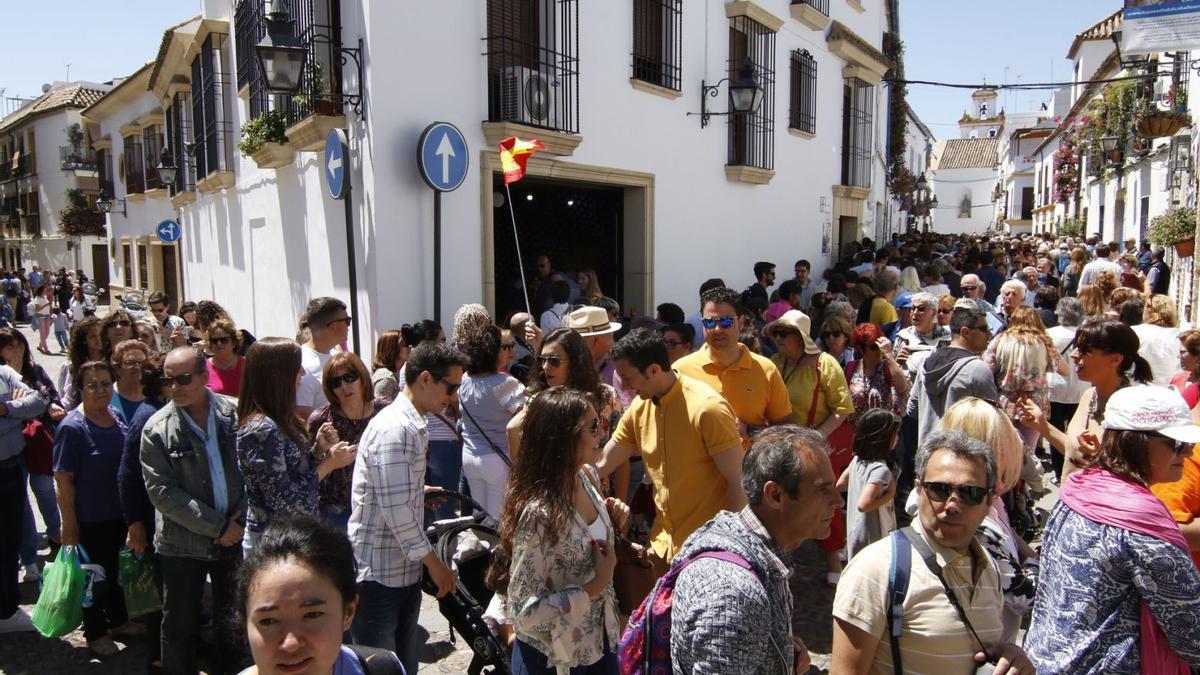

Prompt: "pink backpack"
[617,549,758,674]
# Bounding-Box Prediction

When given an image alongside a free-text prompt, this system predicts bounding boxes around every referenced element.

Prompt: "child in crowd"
[838,408,901,560]
[51,309,69,353]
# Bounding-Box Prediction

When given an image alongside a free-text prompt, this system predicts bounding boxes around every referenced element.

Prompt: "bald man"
[508,312,536,383]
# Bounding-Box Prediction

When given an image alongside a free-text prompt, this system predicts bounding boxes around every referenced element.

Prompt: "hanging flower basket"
[1148,208,1196,258]
[1135,112,1189,139]
[1175,237,1196,259]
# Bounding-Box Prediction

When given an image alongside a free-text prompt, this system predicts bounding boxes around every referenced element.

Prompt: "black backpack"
[347,644,406,675]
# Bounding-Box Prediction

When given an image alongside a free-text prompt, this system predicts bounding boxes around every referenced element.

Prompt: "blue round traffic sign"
[325,129,349,200]
[417,122,469,192]
[155,219,181,243]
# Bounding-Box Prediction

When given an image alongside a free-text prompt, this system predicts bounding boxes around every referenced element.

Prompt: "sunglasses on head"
[537,354,563,368]
[701,316,737,330]
[920,481,992,506]
[161,370,203,388]
[328,371,361,388]
[434,376,459,396]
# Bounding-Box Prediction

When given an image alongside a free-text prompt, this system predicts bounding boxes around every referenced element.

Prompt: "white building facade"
[0,83,112,280]
[94,0,902,348]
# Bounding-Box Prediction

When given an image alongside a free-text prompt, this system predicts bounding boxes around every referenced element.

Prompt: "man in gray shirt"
[0,364,47,628]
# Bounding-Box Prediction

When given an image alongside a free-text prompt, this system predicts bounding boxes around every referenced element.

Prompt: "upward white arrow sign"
[327,151,342,178]
[435,132,455,185]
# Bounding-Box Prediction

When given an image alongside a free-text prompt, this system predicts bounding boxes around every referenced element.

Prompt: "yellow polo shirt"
[611,374,742,560]
[771,351,854,427]
[673,345,792,433]
[869,296,899,327]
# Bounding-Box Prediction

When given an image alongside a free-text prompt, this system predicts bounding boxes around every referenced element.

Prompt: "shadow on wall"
[276,158,314,316]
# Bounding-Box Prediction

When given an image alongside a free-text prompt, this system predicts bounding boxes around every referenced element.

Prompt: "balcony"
[60,146,97,171]
[791,0,830,30]
[22,213,40,239]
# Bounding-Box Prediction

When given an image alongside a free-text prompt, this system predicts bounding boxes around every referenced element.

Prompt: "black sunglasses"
[208,336,233,346]
[821,331,843,340]
[537,354,564,368]
[920,481,992,506]
[111,320,132,328]
[328,371,361,388]
[435,376,460,396]
[1147,432,1193,454]
[501,342,516,350]
[161,369,204,388]
[663,339,688,349]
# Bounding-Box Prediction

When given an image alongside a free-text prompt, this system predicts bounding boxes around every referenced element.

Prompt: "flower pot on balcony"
[251,142,296,169]
[1136,113,1184,139]
[314,99,340,116]
[1174,237,1196,259]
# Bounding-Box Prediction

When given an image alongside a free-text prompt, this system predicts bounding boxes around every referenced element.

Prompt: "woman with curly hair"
[59,315,103,409]
[487,387,625,674]
[1076,284,1107,318]
[458,323,525,518]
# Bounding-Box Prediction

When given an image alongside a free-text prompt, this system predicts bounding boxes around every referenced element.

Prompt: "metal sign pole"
[344,176,361,355]
[433,189,442,325]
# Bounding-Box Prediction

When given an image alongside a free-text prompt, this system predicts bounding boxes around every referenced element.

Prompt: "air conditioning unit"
[499,66,563,130]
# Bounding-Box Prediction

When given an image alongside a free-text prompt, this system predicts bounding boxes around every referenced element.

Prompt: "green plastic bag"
[118,548,162,618]
[31,545,86,638]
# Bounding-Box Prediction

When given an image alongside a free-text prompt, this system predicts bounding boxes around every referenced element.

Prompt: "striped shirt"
[833,518,1005,674]
[349,394,432,588]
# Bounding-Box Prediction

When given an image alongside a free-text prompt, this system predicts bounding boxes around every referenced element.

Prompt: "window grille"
[191,34,233,179]
[632,0,681,91]
[485,0,580,134]
[789,49,816,134]
[166,93,197,195]
[728,15,776,170]
[792,0,829,15]
[840,77,873,187]
[143,125,163,191]
[123,134,145,195]
[235,0,271,118]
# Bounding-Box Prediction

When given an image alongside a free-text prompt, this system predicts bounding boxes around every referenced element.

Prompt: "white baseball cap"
[1102,385,1200,444]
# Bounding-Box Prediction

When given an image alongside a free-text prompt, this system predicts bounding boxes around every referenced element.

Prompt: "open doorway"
[492,175,624,322]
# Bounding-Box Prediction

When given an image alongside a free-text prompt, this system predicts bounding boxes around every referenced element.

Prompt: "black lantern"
[95,189,125,216]
[915,172,929,194]
[255,5,307,95]
[156,146,177,187]
[727,58,765,115]
[1099,135,1121,154]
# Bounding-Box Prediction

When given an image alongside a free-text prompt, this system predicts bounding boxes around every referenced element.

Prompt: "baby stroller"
[422,490,510,675]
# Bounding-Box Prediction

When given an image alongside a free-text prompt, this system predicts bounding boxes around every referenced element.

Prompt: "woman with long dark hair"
[305,351,385,531]
[99,309,135,361]
[59,315,103,408]
[236,338,356,552]
[1020,317,1154,479]
[488,387,624,674]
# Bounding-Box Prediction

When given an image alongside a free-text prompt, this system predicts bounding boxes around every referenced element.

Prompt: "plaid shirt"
[349,394,432,587]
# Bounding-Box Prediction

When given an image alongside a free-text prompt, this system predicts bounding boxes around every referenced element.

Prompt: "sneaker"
[88,636,120,657]
[0,609,34,634]
[20,563,40,583]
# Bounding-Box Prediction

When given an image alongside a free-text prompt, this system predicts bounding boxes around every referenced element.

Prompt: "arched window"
[979,102,989,118]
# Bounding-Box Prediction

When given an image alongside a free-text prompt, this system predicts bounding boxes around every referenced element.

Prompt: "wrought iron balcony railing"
[60,146,97,171]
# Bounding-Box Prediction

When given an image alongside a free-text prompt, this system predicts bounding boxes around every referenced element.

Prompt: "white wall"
[931,167,994,234]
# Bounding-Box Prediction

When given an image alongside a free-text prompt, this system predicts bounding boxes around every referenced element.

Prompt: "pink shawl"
[1059,467,1190,675]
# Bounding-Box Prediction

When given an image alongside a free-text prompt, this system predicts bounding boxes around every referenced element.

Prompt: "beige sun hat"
[563,306,621,337]
[762,309,821,355]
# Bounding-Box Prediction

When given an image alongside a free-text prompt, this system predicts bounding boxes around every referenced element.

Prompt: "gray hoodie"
[669,509,793,675]
[905,346,998,445]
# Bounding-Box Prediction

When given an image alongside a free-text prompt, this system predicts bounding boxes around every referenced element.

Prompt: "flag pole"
[505,182,532,315]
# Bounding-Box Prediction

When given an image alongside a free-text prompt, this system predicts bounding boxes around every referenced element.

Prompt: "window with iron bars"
[143,125,163,191]
[632,0,681,91]
[789,49,816,134]
[268,0,348,128]
[728,16,776,170]
[166,93,197,195]
[191,33,233,179]
[235,0,271,119]
[484,0,580,134]
[841,77,874,187]
[123,134,145,195]
[97,149,114,198]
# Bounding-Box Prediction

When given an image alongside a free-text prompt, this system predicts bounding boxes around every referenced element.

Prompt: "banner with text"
[1123,0,1200,54]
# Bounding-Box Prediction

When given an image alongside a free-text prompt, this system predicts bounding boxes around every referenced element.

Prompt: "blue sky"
[901,0,1121,139]
[0,0,198,112]
[1,0,1122,143]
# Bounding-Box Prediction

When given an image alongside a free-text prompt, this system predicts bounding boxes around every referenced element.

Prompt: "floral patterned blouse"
[982,333,1066,417]
[845,359,901,424]
[237,415,319,533]
[508,467,620,673]
[305,398,388,512]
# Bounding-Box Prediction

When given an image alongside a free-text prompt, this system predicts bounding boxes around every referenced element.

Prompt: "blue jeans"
[426,439,463,520]
[21,464,59,565]
[353,580,423,675]
[512,638,617,674]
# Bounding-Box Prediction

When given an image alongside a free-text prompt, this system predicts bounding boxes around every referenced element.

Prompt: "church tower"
[959,88,1002,139]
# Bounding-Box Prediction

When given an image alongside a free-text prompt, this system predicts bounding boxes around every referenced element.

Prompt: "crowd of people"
[2,229,1200,674]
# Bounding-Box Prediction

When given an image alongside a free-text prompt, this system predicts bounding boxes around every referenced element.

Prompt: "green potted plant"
[1135,84,1194,139]
[310,61,339,116]
[1057,216,1084,239]
[1147,207,1197,258]
[239,109,294,168]
[65,122,84,153]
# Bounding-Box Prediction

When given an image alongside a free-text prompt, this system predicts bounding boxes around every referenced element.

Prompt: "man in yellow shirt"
[674,287,793,443]
[867,275,899,327]
[597,328,745,562]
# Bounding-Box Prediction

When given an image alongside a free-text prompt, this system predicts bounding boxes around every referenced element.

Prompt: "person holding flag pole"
[499,136,545,316]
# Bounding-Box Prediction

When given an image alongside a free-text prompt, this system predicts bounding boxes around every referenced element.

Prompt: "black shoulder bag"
[459,402,512,468]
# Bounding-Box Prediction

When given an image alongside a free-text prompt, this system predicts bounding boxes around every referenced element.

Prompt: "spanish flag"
[499,136,544,184]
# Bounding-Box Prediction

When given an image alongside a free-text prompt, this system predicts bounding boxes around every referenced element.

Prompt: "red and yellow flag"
[498,136,544,184]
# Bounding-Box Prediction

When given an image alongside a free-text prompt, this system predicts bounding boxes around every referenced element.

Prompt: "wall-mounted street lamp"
[156,146,178,187]
[255,5,308,94]
[95,189,126,216]
[691,58,765,128]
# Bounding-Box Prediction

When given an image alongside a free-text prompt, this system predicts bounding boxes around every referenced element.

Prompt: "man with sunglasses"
[675,287,792,445]
[141,347,248,674]
[893,292,950,378]
[833,430,1033,674]
[350,342,467,674]
[148,291,188,353]
[905,304,999,448]
[296,296,351,420]
[959,274,1004,335]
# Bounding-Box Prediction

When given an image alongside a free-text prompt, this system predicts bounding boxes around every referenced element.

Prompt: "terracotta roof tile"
[1066,9,1122,59]
[933,138,999,170]
[0,84,109,132]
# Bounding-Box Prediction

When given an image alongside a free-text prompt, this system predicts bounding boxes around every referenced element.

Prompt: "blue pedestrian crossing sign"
[417,122,468,192]
[325,129,349,200]
[155,219,181,243]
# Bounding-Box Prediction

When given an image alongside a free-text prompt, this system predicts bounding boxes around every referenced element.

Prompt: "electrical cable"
[888,70,1170,92]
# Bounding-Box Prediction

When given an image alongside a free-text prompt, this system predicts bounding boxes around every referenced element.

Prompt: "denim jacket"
[140,394,246,560]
